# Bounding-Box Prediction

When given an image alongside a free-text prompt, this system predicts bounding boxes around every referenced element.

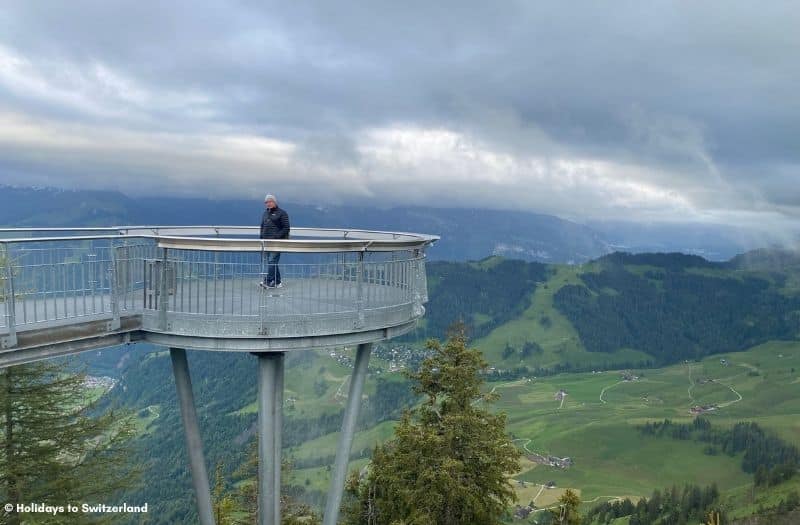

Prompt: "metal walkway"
[0,225,437,525]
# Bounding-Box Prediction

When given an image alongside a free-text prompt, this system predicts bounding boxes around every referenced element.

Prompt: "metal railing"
[0,227,437,347]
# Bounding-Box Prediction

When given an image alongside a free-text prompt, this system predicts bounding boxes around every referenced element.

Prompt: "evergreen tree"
[343,325,521,525]
[213,462,238,525]
[0,360,138,524]
[551,489,581,525]
[227,441,321,524]
[502,342,516,360]
[0,251,137,524]
[589,483,725,525]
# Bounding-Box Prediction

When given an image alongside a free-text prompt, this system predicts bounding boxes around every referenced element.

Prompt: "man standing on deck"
[260,194,291,288]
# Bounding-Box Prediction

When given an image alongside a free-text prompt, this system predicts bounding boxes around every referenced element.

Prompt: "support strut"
[170,347,215,525]
[257,352,285,525]
[323,342,373,525]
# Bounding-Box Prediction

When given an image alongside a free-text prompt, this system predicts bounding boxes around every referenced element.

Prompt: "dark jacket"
[260,206,290,239]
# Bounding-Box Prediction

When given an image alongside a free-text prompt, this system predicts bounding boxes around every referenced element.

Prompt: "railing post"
[1,245,17,349]
[355,251,365,329]
[259,243,267,335]
[108,241,121,331]
[87,252,98,315]
[159,247,169,331]
[412,250,424,317]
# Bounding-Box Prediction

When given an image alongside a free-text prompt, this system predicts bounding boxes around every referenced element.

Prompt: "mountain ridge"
[1,184,781,262]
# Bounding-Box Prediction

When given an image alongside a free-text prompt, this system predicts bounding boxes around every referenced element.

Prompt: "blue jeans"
[263,251,281,285]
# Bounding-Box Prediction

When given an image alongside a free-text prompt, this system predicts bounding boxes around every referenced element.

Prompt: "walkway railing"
[0,227,436,349]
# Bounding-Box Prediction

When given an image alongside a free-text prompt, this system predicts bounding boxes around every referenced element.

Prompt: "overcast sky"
[0,1,798,230]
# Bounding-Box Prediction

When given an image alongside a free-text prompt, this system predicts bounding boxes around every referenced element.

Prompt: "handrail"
[0,226,439,252]
[0,227,122,233]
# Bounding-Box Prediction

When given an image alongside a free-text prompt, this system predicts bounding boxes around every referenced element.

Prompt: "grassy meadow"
[278,340,799,519]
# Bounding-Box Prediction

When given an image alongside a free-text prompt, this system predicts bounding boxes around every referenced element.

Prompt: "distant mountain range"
[0,185,785,262]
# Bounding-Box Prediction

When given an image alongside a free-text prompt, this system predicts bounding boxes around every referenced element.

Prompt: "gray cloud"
[0,0,798,230]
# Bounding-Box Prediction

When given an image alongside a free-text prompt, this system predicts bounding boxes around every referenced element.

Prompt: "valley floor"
[286,341,800,519]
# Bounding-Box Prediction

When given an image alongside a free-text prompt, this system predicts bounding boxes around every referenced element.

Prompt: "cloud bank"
[0,1,798,231]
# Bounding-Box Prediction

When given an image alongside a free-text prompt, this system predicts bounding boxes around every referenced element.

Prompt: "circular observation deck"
[0,226,438,356]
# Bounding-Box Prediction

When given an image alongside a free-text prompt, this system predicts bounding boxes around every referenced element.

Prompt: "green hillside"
[284,341,800,523]
[473,263,652,371]
[554,253,800,364]
[415,256,549,339]
[501,341,799,502]
[422,252,800,375]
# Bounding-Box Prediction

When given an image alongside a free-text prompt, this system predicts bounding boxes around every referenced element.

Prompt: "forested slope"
[553,253,800,364]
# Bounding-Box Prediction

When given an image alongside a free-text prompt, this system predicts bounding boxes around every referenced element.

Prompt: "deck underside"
[0,311,418,367]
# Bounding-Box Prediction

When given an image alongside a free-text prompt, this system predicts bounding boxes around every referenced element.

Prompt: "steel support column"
[257,352,285,525]
[169,347,215,525]
[323,342,373,525]
[273,354,284,525]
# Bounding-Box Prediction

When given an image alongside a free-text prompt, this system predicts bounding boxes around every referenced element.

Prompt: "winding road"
[532,484,546,504]
[512,437,534,454]
[685,362,745,411]
[473,378,529,406]
[716,382,743,408]
[599,381,623,404]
